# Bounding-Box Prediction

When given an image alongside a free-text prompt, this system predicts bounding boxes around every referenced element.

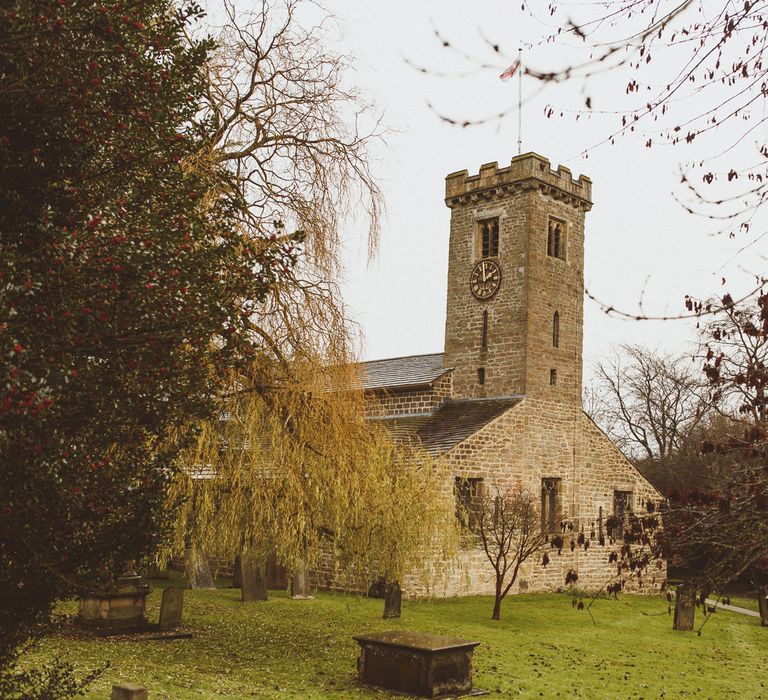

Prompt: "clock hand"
[482,262,487,282]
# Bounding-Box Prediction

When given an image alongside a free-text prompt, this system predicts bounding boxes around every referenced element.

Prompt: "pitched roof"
[374,413,434,442]
[415,397,523,454]
[358,352,450,391]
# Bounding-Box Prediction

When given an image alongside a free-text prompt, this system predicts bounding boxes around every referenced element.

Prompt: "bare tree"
[475,486,549,621]
[590,345,712,461]
[196,0,385,376]
[701,296,768,424]
[594,294,768,631]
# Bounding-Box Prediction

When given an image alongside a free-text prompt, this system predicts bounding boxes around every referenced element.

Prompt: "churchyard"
[26,575,766,699]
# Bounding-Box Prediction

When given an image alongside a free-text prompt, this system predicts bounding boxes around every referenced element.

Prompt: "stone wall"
[364,373,453,418]
[402,398,664,598]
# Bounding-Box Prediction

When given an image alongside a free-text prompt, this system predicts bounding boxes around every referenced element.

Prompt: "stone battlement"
[445,152,592,209]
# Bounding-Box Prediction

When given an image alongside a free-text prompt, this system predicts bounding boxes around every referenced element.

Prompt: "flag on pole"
[499,60,520,80]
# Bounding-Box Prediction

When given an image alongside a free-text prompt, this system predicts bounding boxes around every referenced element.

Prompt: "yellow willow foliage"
[164,360,458,591]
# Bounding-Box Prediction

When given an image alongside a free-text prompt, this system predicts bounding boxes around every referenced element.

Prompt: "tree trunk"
[673,583,696,631]
[758,585,768,627]
[184,543,215,590]
[383,581,401,619]
[492,579,503,620]
[491,595,502,621]
[241,556,268,602]
[232,555,242,589]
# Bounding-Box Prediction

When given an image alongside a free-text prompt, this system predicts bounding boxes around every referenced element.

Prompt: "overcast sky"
[230,2,768,383]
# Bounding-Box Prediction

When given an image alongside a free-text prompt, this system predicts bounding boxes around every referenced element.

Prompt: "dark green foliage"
[0,0,290,679]
[0,651,104,700]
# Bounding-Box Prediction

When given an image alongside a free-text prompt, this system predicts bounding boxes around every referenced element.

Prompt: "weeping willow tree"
[159,0,456,604]
[165,358,457,601]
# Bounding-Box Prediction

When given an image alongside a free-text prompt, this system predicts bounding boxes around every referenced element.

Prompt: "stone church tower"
[443,153,592,403]
[315,151,663,599]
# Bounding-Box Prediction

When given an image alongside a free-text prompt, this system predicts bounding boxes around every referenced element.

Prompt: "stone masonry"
[444,153,591,403]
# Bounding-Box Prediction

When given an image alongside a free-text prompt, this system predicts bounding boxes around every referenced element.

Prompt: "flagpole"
[517,47,523,155]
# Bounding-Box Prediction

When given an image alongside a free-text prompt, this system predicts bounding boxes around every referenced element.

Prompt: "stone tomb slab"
[353,631,484,698]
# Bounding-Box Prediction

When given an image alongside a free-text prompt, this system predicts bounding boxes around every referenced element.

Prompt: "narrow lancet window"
[541,478,561,534]
[481,309,489,350]
[552,311,560,348]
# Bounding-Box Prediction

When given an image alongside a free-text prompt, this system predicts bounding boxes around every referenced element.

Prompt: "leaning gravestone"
[158,587,184,630]
[241,558,267,602]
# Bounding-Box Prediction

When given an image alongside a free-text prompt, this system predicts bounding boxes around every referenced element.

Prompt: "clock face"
[470,259,501,300]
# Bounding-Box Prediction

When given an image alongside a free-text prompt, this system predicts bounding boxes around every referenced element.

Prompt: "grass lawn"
[27,578,767,699]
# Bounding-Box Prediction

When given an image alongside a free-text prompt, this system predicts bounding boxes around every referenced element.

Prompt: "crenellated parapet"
[445,152,592,210]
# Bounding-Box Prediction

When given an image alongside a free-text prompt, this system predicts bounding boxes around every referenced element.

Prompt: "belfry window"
[547,218,565,260]
[552,311,560,348]
[479,218,499,258]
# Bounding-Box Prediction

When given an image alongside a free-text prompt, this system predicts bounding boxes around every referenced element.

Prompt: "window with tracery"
[478,218,499,258]
[613,490,633,539]
[547,218,566,260]
[455,476,485,533]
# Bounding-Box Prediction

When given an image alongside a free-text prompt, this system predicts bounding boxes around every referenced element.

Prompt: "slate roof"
[374,396,523,455]
[359,352,450,391]
[374,413,434,442]
[416,397,523,454]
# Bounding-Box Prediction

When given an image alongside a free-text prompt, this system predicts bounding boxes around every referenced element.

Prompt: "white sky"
[225,2,768,383]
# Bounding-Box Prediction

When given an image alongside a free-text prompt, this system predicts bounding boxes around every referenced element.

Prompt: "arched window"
[547,218,565,260]
[552,311,559,348]
[479,218,499,258]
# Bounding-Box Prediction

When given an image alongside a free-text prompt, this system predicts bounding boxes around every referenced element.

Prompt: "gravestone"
[241,558,267,602]
[158,586,184,630]
[353,631,482,697]
[673,584,696,631]
[111,684,148,700]
[290,565,313,599]
[758,586,768,627]
[265,552,288,589]
[383,581,401,619]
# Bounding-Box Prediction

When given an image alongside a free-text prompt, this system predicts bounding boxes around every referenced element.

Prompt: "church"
[355,152,661,597]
